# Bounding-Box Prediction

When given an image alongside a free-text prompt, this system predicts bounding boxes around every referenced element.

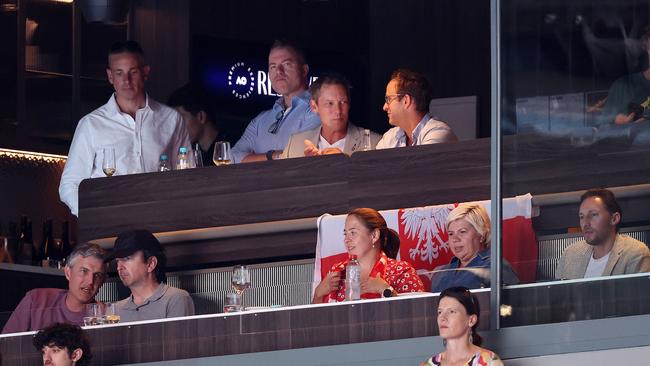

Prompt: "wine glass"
[213,141,232,166]
[231,265,251,296]
[102,147,116,176]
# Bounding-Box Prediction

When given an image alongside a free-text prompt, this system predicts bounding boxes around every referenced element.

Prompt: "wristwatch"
[382,286,395,298]
[266,150,275,161]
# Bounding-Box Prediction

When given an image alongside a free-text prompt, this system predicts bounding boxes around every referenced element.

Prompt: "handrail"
[89,183,650,248]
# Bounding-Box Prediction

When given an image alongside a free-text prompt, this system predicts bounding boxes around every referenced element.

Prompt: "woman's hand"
[362,274,390,295]
[312,271,341,303]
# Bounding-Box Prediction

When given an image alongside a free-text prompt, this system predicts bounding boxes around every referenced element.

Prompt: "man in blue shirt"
[232,40,321,163]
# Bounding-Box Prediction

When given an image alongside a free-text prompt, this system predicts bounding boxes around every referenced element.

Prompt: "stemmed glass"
[231,265,251,307]
[102,147,116,176]
[213,141,232,166]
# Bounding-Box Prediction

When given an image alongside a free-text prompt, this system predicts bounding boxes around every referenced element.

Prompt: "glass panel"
[499,0,650,327]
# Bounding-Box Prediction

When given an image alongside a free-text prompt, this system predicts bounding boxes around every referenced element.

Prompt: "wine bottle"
[17,216,33,265]
[38,219,57,266]
[0,222,13,263]
[60,221,73,262]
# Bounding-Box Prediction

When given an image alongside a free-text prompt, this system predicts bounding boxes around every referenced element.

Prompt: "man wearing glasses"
[231,40,321,163]
[376,69,457,149]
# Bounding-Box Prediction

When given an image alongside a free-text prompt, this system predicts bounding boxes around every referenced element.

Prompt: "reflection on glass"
[500,0,650,328]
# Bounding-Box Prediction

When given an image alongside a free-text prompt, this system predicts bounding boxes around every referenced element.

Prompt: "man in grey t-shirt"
[108,230,194,322]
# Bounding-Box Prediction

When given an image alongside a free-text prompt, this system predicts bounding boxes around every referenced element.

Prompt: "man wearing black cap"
[110,229,194,322]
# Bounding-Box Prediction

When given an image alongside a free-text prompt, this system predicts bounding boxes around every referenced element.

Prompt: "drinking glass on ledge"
[213,141,232,166]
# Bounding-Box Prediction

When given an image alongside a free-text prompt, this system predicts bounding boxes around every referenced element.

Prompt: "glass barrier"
[499,0,650,327]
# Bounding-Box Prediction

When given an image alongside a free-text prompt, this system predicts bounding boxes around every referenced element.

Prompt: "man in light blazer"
[555,188,650,280]
[281,73,381,158]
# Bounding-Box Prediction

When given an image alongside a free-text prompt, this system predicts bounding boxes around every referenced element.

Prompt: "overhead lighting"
[0,148,67,163]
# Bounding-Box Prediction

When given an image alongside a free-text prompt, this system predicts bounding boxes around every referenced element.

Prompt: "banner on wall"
[313,194,537,294]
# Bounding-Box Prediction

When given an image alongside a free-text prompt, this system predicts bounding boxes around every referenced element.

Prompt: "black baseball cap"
[107,229,163,261]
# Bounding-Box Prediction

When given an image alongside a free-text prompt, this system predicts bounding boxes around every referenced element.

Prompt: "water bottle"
[345,255,361,301]
[158,154,171,172]
[361,129,372,151]
[193,143,204,168]
[176,147,190,170]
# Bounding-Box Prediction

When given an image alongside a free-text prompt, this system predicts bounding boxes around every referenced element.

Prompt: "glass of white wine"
[231,265,251,299]
[104,302,120,324]
[213,141,232,166]
[102,147,116,176]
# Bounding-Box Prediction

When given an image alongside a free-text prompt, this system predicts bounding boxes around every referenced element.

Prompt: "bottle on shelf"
[38,219,60,267]
[60,221,73,262]
[176,147,190,170]
[17,216,34,265]
[6,221,18,263]
[345,254,361,301]
[0,222,13,263]
[158,154,171,172]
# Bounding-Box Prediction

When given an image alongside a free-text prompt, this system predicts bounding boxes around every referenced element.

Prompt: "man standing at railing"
[231,39,321,163]
[376,69,458,149]
[59,40,191,216]
[555,188,650,280]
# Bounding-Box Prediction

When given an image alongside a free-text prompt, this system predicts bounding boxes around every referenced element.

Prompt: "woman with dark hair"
[421,287,503,366]
[312,208,424,303]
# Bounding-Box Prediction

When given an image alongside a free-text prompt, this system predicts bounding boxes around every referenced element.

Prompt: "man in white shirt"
[281,73,381,158]
[555,188,650,280]
[376,69,457,149]
[59,41,191,216]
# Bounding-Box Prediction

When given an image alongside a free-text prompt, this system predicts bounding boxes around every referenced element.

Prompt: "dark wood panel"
[163,229,317,269]
[78,155,349,241]
[0,292,491,365]
[348,139,491,210]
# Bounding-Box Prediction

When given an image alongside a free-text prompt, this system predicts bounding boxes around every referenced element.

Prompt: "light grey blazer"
[555,234,650,280]
[281,123,381,159]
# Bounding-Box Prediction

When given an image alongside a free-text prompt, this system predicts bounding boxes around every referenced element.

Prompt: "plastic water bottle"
[361,129,372,151]
[345,255,361,300]
[176,147,190,170]
[158,154,171,172]
[193,143,204,168]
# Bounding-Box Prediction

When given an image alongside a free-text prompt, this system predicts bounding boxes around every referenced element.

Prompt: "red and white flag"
[313,194,537,294]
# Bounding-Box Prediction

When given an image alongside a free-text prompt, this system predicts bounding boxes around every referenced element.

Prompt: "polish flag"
[313,194,537,294]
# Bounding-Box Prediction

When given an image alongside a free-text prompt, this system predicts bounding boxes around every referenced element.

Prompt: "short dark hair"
[108,40,145,66]
[270,39,307,66]
[390,69,432,114]
[167,84,218,127]
[580,188,622,231]
[33,323,92,366]
[144,247,167,284]
[439,287,483,346]
[309,73,352,102]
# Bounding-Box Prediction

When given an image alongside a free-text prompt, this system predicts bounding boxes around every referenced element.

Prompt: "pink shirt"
[2,288,85,334]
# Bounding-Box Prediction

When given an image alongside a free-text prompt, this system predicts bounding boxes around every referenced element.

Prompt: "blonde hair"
[445,204,491,247]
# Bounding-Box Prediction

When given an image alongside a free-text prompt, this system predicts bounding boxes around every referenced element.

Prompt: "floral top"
[323,251,425,302]
[421,350,504,366]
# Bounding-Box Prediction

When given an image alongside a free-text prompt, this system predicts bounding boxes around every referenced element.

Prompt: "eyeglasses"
[268,109,285,134]
[384,94,405,104]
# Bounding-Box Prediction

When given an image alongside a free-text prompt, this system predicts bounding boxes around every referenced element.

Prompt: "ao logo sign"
[228,62,256,99]
[228,61,318,99]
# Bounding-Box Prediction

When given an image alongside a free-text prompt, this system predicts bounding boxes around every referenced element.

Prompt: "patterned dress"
[420,350,504,366]
[323,251,425,302]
